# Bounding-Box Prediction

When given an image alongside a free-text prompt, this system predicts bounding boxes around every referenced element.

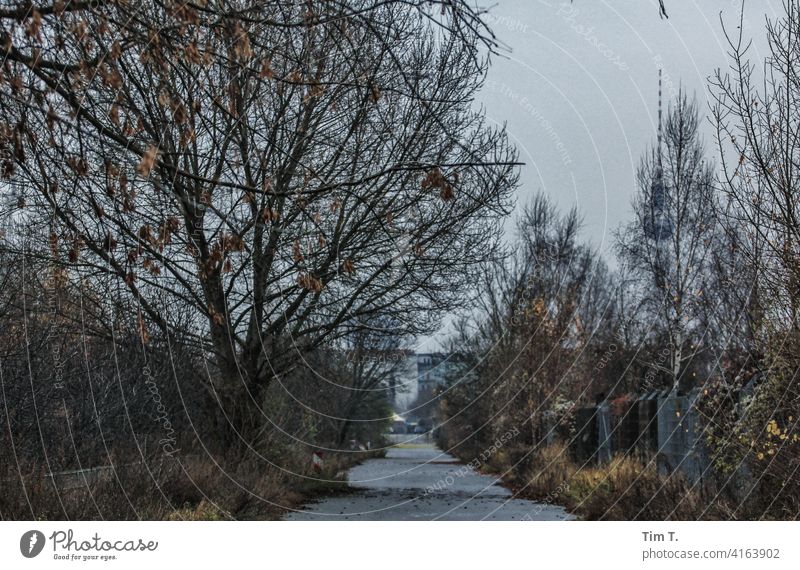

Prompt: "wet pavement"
[285,444,574,521]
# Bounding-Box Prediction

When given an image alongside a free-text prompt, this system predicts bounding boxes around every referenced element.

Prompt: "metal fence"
[560,388,709,483]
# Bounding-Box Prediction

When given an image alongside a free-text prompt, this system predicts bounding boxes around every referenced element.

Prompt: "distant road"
[285,443,573,521]
[384,432,434,445]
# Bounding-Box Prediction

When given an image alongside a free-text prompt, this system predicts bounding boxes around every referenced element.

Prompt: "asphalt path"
[285,444,573,521]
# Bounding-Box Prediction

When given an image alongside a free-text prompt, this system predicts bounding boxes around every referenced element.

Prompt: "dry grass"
[477,443,729,520]
[564,455,721,520]
[0,445,373,521]
[507,443,577,500]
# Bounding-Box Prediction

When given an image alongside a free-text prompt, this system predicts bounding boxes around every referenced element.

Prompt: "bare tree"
[616,91,716,391]
[332,318,410,445]
[711,0,800,331]
[439,195,610,448]
[705,2,800,513]
[0,1,518,440]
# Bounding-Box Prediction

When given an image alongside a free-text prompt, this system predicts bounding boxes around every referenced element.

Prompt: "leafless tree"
[440,195,611,448]
[330,318,410,445]
[616,92,716,391]
[711,0,800,332]
[0,1,518,440]
[705,3,800,513]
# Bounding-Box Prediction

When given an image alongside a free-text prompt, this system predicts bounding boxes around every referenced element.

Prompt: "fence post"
[597,401,612,464]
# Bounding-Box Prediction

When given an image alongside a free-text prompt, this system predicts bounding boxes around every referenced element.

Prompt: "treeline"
[438,3,800,519]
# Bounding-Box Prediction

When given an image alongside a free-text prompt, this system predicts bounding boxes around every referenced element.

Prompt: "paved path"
[285,444,573,521]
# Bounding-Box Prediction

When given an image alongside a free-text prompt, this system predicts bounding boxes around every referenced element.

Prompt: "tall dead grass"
[0,444,367,520]
[486,443,730,520]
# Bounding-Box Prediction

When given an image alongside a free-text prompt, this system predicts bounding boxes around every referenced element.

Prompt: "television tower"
[647,68,672,241]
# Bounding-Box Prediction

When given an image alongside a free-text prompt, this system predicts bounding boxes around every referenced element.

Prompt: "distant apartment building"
[416,352,451,389]
[392,352,453,413]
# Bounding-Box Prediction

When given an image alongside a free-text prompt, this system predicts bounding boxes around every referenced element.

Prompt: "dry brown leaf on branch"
[298,272,323,292]
[260,58,274,79]
[137,310,150,344]
[293,239,304,262]
[137,145,159,177]
[370,84,381,103]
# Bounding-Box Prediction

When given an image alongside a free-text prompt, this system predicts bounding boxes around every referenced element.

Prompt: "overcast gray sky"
[478,0,782,254]
[420,0,783,351]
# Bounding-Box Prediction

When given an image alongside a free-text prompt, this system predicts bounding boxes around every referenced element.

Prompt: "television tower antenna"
[649,67,672,242]
[657,68,663,167]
